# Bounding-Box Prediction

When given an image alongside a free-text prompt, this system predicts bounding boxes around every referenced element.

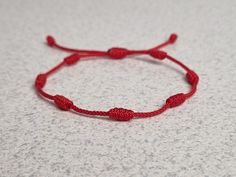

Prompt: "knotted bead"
[107,47,129,59]
[186,70,199,85]
[53,95,73,111]
[166,93,186,108]
[168,34,178,43]
[46,36,56,46]
[35,74,47,89]
[108,108,134,121]
[149,50,167,60]
[64,54,80,65]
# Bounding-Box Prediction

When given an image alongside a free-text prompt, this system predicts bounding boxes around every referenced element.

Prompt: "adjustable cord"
[35,33,199,121]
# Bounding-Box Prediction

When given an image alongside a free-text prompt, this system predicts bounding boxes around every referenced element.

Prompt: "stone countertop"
[0,0,235,176]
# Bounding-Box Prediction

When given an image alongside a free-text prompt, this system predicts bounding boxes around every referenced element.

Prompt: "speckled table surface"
[0,0,236,176]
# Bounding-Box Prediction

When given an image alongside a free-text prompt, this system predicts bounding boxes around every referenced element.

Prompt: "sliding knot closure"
[149,50,167,59]
[35,74,47,88]
[35,33,199,121]
[108,108,134,121]
[54,95,73,111]
[107,47,128,59]
[166,93,186,108]
[64,54,80,65]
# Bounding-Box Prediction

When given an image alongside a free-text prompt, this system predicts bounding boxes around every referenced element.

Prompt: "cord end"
[168,33,178,43]
[46,35,56,46]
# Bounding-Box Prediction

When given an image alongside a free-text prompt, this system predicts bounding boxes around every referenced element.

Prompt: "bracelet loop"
[35,33,199,121]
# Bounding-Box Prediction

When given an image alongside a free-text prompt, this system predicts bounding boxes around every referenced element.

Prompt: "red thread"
[149,50,167,60]
[169,34,178,43]
[107,47,129,59]
[64,53,80,65]
[54,95,73,111]
[35,74,47,88]
[186,70,199,85]
[47,36,56,46]
[35,33,199,121]
[108,108,134,121]
[166,93,186,108]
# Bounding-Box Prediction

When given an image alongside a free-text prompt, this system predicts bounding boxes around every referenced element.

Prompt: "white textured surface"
[0,0,236,176]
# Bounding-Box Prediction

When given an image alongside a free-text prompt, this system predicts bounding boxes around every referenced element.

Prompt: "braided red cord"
[35,33,199,121]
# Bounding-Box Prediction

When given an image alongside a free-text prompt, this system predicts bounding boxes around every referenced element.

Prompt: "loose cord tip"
[46,35,56,46]
[168,33,178,43]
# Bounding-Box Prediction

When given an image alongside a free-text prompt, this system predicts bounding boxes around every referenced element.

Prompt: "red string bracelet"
[35,33,199,121]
